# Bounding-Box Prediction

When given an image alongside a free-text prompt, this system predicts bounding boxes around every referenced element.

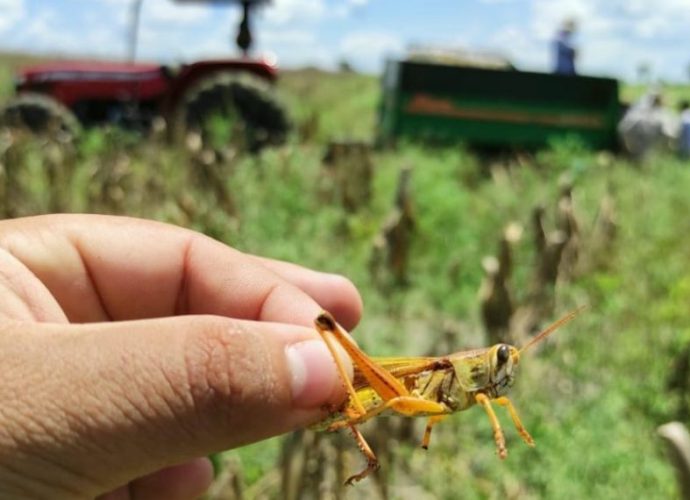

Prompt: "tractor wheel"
[173,71,289,154]
[0,93,80,141]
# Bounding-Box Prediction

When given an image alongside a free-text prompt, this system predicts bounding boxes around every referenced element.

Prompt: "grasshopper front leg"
[475,392,507,459]
[422,415,448,449]
[495,396,535,447]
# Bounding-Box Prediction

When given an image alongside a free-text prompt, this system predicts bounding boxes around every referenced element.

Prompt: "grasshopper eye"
[496,344,510,366]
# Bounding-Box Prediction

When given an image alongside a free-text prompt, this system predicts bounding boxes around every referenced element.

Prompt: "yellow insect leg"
[315,312,410,402]
[327,396,448,431]
[475,393,507,459]
[345,424,380,485]
[495,396,535,447]
[314,313,367,416]
[422,415,448,450]
[384,396,448,417]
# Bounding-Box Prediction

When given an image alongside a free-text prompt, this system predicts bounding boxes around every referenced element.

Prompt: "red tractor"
[0,0,289,152]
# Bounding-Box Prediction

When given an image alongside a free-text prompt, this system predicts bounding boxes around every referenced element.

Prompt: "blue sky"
[1,0,689,82]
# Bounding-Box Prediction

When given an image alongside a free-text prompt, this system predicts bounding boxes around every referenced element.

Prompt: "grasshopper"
[311,307,583,485]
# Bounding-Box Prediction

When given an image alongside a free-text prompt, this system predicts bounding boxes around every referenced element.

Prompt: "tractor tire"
[173,71,289,154]
[0,93,80,141]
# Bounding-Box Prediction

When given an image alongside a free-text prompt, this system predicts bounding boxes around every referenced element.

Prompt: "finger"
[0,247,67,322]
[128,457,214,500]
[0,215,361,326]
[253,256,363,330]
[97,459,212,500]
[0,315,352,495]
[96,486,129,500]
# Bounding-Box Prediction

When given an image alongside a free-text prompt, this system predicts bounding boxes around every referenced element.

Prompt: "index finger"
[0,214,362,327]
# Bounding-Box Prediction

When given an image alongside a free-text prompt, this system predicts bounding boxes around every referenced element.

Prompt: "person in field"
[678,100,690,159]
[618,89,678,161]
[553,18,577,76]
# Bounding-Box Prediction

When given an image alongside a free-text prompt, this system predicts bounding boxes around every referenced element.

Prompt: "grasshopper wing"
[353,355,443,390]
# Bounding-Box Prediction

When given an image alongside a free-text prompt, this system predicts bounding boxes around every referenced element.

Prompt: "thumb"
[0,315,352,497]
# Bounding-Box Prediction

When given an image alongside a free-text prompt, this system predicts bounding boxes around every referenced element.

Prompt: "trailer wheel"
[0,93,80,141]
[174,71,289,154]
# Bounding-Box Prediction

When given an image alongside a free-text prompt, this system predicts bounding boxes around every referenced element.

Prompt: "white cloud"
[529,0,596,40]
[488,26,543,69]
[254,22,330,69]
[7,7,125,59]
[260,29,316,46]
[97,0,212,27]
[262,0,326,25]
[0,0,25,32]
[262,0,367,25]
[143,0,211,24]
[136,9,239,61]
[623,0,690,40]
[339,31,403,72]
[331,0,370,19]
[476,0,690,81]
[4,0,217,61]
[530,0,690,41]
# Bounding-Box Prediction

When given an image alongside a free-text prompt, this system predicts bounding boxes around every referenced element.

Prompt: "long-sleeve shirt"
[553,31,576,75]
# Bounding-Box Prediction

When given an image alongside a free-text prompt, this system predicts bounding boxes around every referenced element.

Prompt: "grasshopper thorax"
[487,344,520,397]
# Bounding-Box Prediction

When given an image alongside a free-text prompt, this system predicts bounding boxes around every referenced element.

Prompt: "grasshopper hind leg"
[345,425,380,485]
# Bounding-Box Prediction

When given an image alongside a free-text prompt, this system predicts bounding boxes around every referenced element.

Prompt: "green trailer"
[378,58,621,150]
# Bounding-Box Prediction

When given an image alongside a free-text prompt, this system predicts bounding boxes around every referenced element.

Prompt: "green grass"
[2,52,690,498]
[279,68,380,141]
[0,51,56,99]
[622,83,690,108]
[219,142,685,499]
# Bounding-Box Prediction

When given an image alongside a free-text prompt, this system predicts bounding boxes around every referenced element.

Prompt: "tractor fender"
[164,59,277,116]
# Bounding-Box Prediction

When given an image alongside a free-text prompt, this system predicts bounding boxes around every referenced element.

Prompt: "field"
[2,54,690,499]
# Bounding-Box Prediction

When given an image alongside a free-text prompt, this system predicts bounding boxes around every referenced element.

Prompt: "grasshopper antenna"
[519,305,586,354]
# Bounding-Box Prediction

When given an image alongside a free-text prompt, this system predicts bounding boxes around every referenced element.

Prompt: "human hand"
[0,214,362,499]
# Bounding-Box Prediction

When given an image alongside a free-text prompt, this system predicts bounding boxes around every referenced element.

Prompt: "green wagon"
[378,58,621,150]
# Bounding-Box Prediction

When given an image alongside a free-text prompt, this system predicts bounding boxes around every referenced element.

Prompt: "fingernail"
[286,340,350,408]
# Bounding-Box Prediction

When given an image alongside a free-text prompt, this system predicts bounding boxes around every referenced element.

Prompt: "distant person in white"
[618,89,677,161]
[678,101,690,159]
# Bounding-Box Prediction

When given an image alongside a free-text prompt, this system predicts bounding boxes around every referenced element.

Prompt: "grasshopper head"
[488,344,520,397]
